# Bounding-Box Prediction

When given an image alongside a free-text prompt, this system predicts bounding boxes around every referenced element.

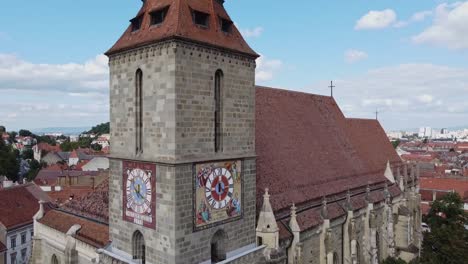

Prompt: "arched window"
[214,70,223,153]
[132,231,146,264]
[211,229,227,263]
[135,69,144,154]
[355,241,360,264]
[51,254,59,264]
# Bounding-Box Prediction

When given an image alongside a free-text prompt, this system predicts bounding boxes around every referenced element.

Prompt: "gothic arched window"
[211,229,227,263]
[132,230,146,264]
[376,231,381,262]
[51,254,59,264]
[214,70,223,153]
[135,69,143,154]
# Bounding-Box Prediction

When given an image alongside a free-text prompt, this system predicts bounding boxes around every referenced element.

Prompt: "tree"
[36,135,56,145]
[21,148,34,160]
[86,122,110,136]
[91,143,102,151]
[60,141,80,152]
[0,126,5,133]
[0,140,20,181]
[26,159,43,182]
[18,129,33,137]
[392,140,401,149]
[420,192,468,264]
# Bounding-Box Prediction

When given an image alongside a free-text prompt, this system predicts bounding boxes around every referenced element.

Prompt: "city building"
[31,1,421,263]
[0,184,51,264]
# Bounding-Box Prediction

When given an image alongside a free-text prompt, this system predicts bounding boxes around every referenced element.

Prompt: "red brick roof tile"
[39,210,109,248]
[107,0,257,57]
[420,177,468,198]
[0,184,51,229]
[255,87,401,213]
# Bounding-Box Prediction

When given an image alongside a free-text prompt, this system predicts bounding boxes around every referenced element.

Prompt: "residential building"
[0,184,51,264]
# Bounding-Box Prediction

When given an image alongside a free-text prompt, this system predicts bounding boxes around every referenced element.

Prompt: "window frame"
[192,10,210,28]
[130,15,144,32]
[149,6,170,26]
[214,70,224,153]
[21,232,26,244]
[220,17,233,33]
[10,235,16,248]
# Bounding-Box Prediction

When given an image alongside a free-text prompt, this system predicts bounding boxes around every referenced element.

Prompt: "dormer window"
[130,15,143,32]
[193,10,209,27]
[220,18,232,33]
[150,6,169,26]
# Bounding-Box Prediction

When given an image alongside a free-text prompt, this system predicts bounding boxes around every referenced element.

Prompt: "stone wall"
[108,40,256,163]
[108,38,257,264]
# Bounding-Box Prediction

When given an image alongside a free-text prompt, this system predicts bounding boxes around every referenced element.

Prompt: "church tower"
[105,0,259,263]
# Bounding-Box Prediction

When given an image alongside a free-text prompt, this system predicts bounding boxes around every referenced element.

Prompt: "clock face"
[194,160,242,231]
[205,168,234,210]
[122,161,156,229]
[126,168,152,214]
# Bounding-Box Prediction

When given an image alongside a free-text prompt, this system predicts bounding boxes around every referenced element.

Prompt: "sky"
[0,0,468,131]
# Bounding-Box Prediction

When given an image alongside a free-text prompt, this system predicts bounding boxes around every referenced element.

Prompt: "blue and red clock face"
[123,161,156,229]
[205,168,234,210]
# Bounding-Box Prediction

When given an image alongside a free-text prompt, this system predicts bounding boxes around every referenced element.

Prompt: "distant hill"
[85,122,110,136]
[32,127,91,136]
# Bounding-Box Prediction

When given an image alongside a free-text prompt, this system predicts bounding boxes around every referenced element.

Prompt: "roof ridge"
[256,86,334,99]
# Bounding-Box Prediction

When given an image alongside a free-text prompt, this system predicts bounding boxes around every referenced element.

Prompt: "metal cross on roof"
[329,81,335,98]
[375,109,379,120]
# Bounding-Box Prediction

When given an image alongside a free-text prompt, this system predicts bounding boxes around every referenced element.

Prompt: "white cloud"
[240,26,264,38]
[309,63,468,129]
[413,2,468,49]
[0,53,109,94]
[355,9,397,30]
[417,94,434,104]
[411,10,433,22]
[256,55,282,82]
[394,10,433,28]
[345,49,368,63]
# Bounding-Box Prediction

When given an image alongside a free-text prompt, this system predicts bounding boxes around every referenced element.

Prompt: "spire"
[256,188,278,232]
[345,189,353,211]
[321,196,329,219]
[365,184,371,202]
[384,181,391,201]
[289,203,300,233]
[107,0,258,57]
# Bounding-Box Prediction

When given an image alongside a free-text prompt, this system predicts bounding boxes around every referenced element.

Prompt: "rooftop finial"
[329,81,335,98]
[321,196,329,219]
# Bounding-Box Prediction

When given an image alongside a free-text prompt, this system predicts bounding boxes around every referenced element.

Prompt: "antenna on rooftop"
[375,109,380,120]
[328,81,335,98]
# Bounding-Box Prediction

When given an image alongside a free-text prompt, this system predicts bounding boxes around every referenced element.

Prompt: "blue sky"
[1,0,468,131]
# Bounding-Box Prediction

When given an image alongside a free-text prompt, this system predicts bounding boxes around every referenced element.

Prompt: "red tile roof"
[63,179,109,223]
[35,143,61,153]
[420,177,468,198]
[255,86,401,213]
[0,184,51,229]
[106,0,257,57]
[39,210,109,248]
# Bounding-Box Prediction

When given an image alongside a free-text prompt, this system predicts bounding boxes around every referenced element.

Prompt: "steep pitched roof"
[106,0,257,57]
[0,184,51,229]
[255,86,401,213]
[345,118,402,173]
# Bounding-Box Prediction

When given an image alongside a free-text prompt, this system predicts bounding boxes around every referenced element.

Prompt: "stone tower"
[105,0,259,263]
